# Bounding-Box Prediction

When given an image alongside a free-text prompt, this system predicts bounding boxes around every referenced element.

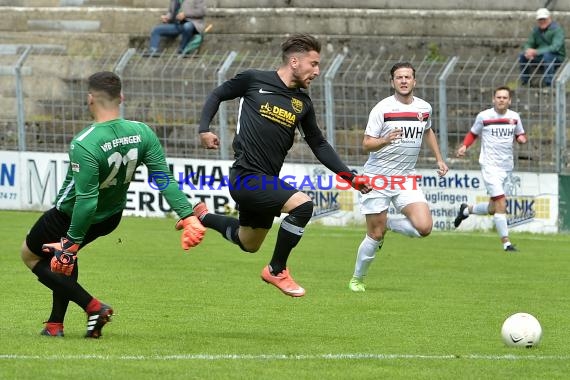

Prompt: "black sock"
[47,264,77,323]
[48,294,70,323]
[202,214,241,245]
[32,259,92,310]
[269,228,301,275]
[269,201,313,275]
[270,217,306,275]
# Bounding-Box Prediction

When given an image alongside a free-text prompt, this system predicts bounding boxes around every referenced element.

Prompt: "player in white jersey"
[454,86,527,252]
[348,62,448,292]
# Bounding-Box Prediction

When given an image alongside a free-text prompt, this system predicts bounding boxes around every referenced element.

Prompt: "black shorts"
[229,168,298,229]
[26,207,122,258]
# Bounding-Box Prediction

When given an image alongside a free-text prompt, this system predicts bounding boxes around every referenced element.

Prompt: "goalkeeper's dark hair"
[281,34,321,63]
[390,62,416,79]
[88,71,122,100]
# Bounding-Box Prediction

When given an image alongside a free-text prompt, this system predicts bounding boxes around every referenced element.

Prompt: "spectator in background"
[143,0,206,57]
[519,8,565,87]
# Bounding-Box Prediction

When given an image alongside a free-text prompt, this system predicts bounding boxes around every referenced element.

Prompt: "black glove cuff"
[62,236,80,251]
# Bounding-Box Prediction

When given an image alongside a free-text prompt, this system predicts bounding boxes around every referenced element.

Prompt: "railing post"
[15,45,32,151]
[324,54,345,148]
[114,48,136,119]
[437,56,458,161]
[555,60,570,173]
[217,51,238,160]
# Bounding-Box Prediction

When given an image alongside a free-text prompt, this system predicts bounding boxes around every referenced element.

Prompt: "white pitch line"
[310,231,565,242]
[0,353,569,361]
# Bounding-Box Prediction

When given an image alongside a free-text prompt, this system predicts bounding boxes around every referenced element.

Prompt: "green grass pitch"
[1,210,569,379]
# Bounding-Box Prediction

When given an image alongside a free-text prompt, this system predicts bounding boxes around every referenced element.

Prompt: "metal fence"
[1,45,569,173]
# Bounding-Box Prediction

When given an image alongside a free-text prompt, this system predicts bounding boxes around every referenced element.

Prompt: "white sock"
[353,234,382,279]
[472,203,490,215]
[387,217,421,238]
[493,213,509,241]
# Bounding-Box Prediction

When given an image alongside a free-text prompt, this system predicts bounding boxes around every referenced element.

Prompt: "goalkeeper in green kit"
[20,71,206,339]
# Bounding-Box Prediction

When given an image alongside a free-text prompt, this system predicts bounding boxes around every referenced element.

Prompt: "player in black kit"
[196,34,370,297]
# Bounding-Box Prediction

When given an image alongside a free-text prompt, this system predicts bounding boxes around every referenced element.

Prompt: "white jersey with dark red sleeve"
[363,95,432,176]
[470,108,524,171]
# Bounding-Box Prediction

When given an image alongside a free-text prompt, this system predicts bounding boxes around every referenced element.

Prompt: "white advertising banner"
[401,169,558,233]
[0,150,19,209]
[126,158,234,217]
[286,167,559,233]
[0,151,559,233]
[0,151,70,211]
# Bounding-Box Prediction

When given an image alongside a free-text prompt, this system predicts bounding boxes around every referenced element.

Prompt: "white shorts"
[359,175,427,215]
[481,166,508,198]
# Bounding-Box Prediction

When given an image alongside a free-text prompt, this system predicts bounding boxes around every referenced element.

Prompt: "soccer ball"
[501,312,542,348]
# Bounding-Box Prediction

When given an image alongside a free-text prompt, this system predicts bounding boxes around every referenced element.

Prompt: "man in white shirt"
[454,86,527,252]
[348,62,448,292]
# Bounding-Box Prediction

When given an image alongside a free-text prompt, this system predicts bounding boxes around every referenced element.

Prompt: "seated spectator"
[143,0,206,57]
[519,8,565,87]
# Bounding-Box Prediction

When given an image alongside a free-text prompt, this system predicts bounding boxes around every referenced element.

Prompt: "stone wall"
[1,5,568,57]
[3,0,569,11]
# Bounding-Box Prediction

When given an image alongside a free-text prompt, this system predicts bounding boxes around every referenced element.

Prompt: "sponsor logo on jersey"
[291,98,303,113]
[401,126,424,139]
[71,162,80,172]
[100,135,142,152]
[490,128,515,137]
[260,102,296,127]
[390,126,425,145]
[260,102,271,113]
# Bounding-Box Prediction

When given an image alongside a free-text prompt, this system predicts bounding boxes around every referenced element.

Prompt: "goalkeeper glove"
[175,215,206,250]
[42,237,79,276]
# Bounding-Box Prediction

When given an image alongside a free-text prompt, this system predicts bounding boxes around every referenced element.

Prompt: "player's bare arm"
[456,145,467,157]
[362,129,402,153]
[456,130,478,158]
[424,128,448,177]
[516,134,528,144]
[436,160,449,177]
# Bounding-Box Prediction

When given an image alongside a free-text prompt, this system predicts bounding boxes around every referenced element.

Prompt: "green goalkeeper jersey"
[55,118,193,244]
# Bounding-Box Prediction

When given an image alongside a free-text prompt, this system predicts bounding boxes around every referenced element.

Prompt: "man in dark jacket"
[519,8,566,87]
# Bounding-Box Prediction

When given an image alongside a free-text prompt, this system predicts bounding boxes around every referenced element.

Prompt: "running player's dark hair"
[494,86,512,97]
[281,34,321,62]
[88,71,121,99]
[390,62,416,79]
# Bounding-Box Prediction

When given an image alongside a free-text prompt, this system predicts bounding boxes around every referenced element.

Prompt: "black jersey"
[200,69,353,179]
